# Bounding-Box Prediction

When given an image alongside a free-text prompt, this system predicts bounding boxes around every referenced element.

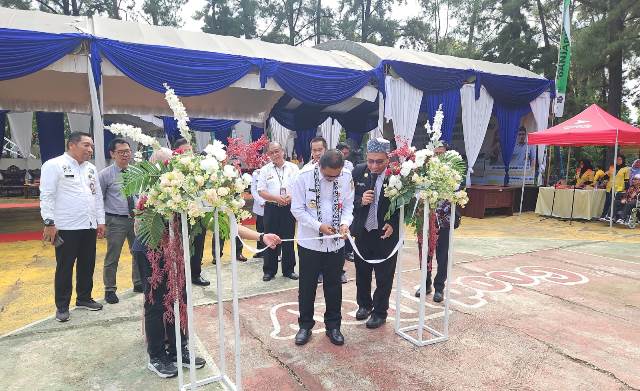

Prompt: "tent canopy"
[528,104,640,146]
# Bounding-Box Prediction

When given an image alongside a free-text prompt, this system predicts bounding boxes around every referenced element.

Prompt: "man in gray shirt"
[99,138,141,304]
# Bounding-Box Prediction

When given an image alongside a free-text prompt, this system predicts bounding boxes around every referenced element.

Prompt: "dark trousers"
[263,203,296,276]
[255,214,265,253]
[135,250,187,360]
[211,236,244,259]
[190,231,205,280]
[298,246,342,330]
[354,229,397,318]
[54,229,97,310]
[417,229,451,293]
[602,192,624,217]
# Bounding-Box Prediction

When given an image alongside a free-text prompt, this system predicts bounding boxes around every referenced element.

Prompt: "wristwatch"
[43,219,55,226]
[259,233,265,243]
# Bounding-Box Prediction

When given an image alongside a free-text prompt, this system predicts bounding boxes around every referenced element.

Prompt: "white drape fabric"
[67,113,91,133]
[529,92,551,184]
[384,76,423,145]
[319,118,342,149]
[371,91,384,139]
[234,121,251,143]
[269,118,292,152]
[7,112,34,159]
[460,84,494,186]
[88,55,106,170]
[331,119,342,149]
[194,131,211,152]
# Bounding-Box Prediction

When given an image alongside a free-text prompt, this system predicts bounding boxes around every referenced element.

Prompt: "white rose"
[400,166,411,177]
[234,178,246,193]
[242,173,252,186]
[200,157,219,173]
[217,187,230,197]
[223,165,237,178]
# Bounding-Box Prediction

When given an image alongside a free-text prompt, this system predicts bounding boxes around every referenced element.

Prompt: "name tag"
[64,174,75,178]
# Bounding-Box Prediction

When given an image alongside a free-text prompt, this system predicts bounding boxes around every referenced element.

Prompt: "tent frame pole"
[610,130,619,227]
[519,141,529,215]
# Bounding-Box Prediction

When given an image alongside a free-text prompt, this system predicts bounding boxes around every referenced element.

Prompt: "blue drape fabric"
[162,116,239,144]
[251,126,264,141]
[476,72,554,107]
[103,124,115,161]
[213,127,232,145]
[494,103,532,185]
[0,28,84,81]
[420,89,461,143]
[0,111,7,156]
[346,130,366,146]
[294,128,316,163]
[36,112,66,163]
[383,60,470,94]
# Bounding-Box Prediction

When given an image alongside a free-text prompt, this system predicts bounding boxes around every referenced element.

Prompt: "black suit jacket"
[351,163,400,254]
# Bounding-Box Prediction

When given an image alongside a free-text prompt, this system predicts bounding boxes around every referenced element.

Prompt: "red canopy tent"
[521,104,640,225]
[527,104,640,146]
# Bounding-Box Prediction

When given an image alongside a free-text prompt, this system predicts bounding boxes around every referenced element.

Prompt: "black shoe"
[340,271,348,284]
[55,308,70,322]
[236,254,248,262]
[366,314,386,329]
[148,356,178,378]
[170,349,206,369]
[325,328,344,346]
[133,284,144,293]
[76,299,103,311]
[433,291,444,303]
[346,252,354,262]
[263,274,274,281]
[317,273,323,283]
[192,276,210,286]
[284,272,299,280]
[295,328,312,346]
[414,284,433,298]
[355,307,372,321]
[105,291,119,304]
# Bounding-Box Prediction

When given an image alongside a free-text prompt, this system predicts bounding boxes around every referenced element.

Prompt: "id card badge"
[280,187,287,196]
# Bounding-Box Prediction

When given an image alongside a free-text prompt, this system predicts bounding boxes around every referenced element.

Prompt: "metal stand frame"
[172,208,243,391]
[394,204,455,346]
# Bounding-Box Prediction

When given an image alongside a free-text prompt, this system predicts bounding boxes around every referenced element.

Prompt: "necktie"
[365,173,379,231]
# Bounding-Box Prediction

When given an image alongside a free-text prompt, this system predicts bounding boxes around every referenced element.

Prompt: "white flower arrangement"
[106,123,161,150]
[163,83,192,144]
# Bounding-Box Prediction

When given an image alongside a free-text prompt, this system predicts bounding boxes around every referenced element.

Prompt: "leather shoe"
[105,291,119,304]
[262,274,274,282]
[284,272,299,280]
[295,328,312,345]
[414,284,433,298]
[433,291,444,303]
[192,276,210,286]
[355,307,371,321]
[236,254,248,262]
[366,314,386,329]
[325,328,344,346]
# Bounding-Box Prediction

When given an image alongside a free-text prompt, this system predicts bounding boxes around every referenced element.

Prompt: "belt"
[265,202,289,208]
[106,212,130,218]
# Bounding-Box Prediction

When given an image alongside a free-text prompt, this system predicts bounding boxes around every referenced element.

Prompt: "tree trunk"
[536,0,550,48]
[606,0,624,117]
[362,0,371,43]
[467,0,478,56]
[62,0,70,15]
[111,0,121,19]
[70,0,79,16]
[316,0,321,44]
[287,0,295,46]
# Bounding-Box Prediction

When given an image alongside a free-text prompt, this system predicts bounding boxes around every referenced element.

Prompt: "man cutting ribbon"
[290,150,354,346]
[351,137,400,329]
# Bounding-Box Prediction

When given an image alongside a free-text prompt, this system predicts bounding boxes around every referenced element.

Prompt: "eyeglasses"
[115,150,131,156]
[367,159,386,165]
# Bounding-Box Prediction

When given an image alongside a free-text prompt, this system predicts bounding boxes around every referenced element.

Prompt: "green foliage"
[121,161,164,197]
[137,209,166,249]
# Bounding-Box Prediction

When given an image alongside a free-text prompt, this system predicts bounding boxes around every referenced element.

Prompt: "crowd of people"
[39,131,457,379]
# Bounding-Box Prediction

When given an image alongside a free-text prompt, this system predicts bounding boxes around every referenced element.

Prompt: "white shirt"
[343,160,354,172]
[250,169,265,216]
[258,161,299,196]
[40,153,106,230]
[290,163,354,252]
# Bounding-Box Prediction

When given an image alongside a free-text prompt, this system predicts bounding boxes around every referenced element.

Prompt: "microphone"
[369,172,379,191]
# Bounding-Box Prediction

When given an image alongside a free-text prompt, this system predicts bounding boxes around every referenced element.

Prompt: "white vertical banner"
[87,55,106,170]
[384,76,423,145]
[529,92,551,184]
[7,112,34,159]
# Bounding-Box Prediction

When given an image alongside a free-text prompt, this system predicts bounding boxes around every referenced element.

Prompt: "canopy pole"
[610,130,619,228]
[565,147,571,183]
[519,142,529,215]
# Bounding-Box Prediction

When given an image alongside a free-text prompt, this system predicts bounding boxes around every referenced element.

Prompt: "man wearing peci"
[290,150,354,346]
[99,138,142,305]
[40,131,106,322]
[351,138,400,329]
[258,142,300,281]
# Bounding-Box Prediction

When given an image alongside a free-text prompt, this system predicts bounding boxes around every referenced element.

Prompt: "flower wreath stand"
[173,207,243,391]
[393,204,456,347]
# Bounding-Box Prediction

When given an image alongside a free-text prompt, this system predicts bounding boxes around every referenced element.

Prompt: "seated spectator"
[574,159,594,188]
[614,174,640,224]
[593,165,608,189]
[600,154,631,220]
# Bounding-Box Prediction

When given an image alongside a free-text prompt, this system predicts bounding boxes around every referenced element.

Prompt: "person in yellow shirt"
[575,159,595,188]
[600,154,631,220]
[593,165,608,189]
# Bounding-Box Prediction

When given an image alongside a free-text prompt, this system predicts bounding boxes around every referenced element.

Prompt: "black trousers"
[190,231,205,280]
[211,236,244,259]
[135,250,187,360]
[298,246,342,330]
[263,203,296,276]
[431,229,451,293]
[54,229,97,310]
[354,229,397,318]
[255,214,265,252]
[602,192,624,217]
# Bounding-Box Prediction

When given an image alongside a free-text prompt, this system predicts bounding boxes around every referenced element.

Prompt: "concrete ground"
[0,213,638,390]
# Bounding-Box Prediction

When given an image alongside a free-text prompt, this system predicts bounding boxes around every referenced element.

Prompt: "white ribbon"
[236,233,403,265]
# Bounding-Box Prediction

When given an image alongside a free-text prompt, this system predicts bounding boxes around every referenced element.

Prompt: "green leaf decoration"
[121,161,164,197]
[137,210,166,249]
[205,211,231,241]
